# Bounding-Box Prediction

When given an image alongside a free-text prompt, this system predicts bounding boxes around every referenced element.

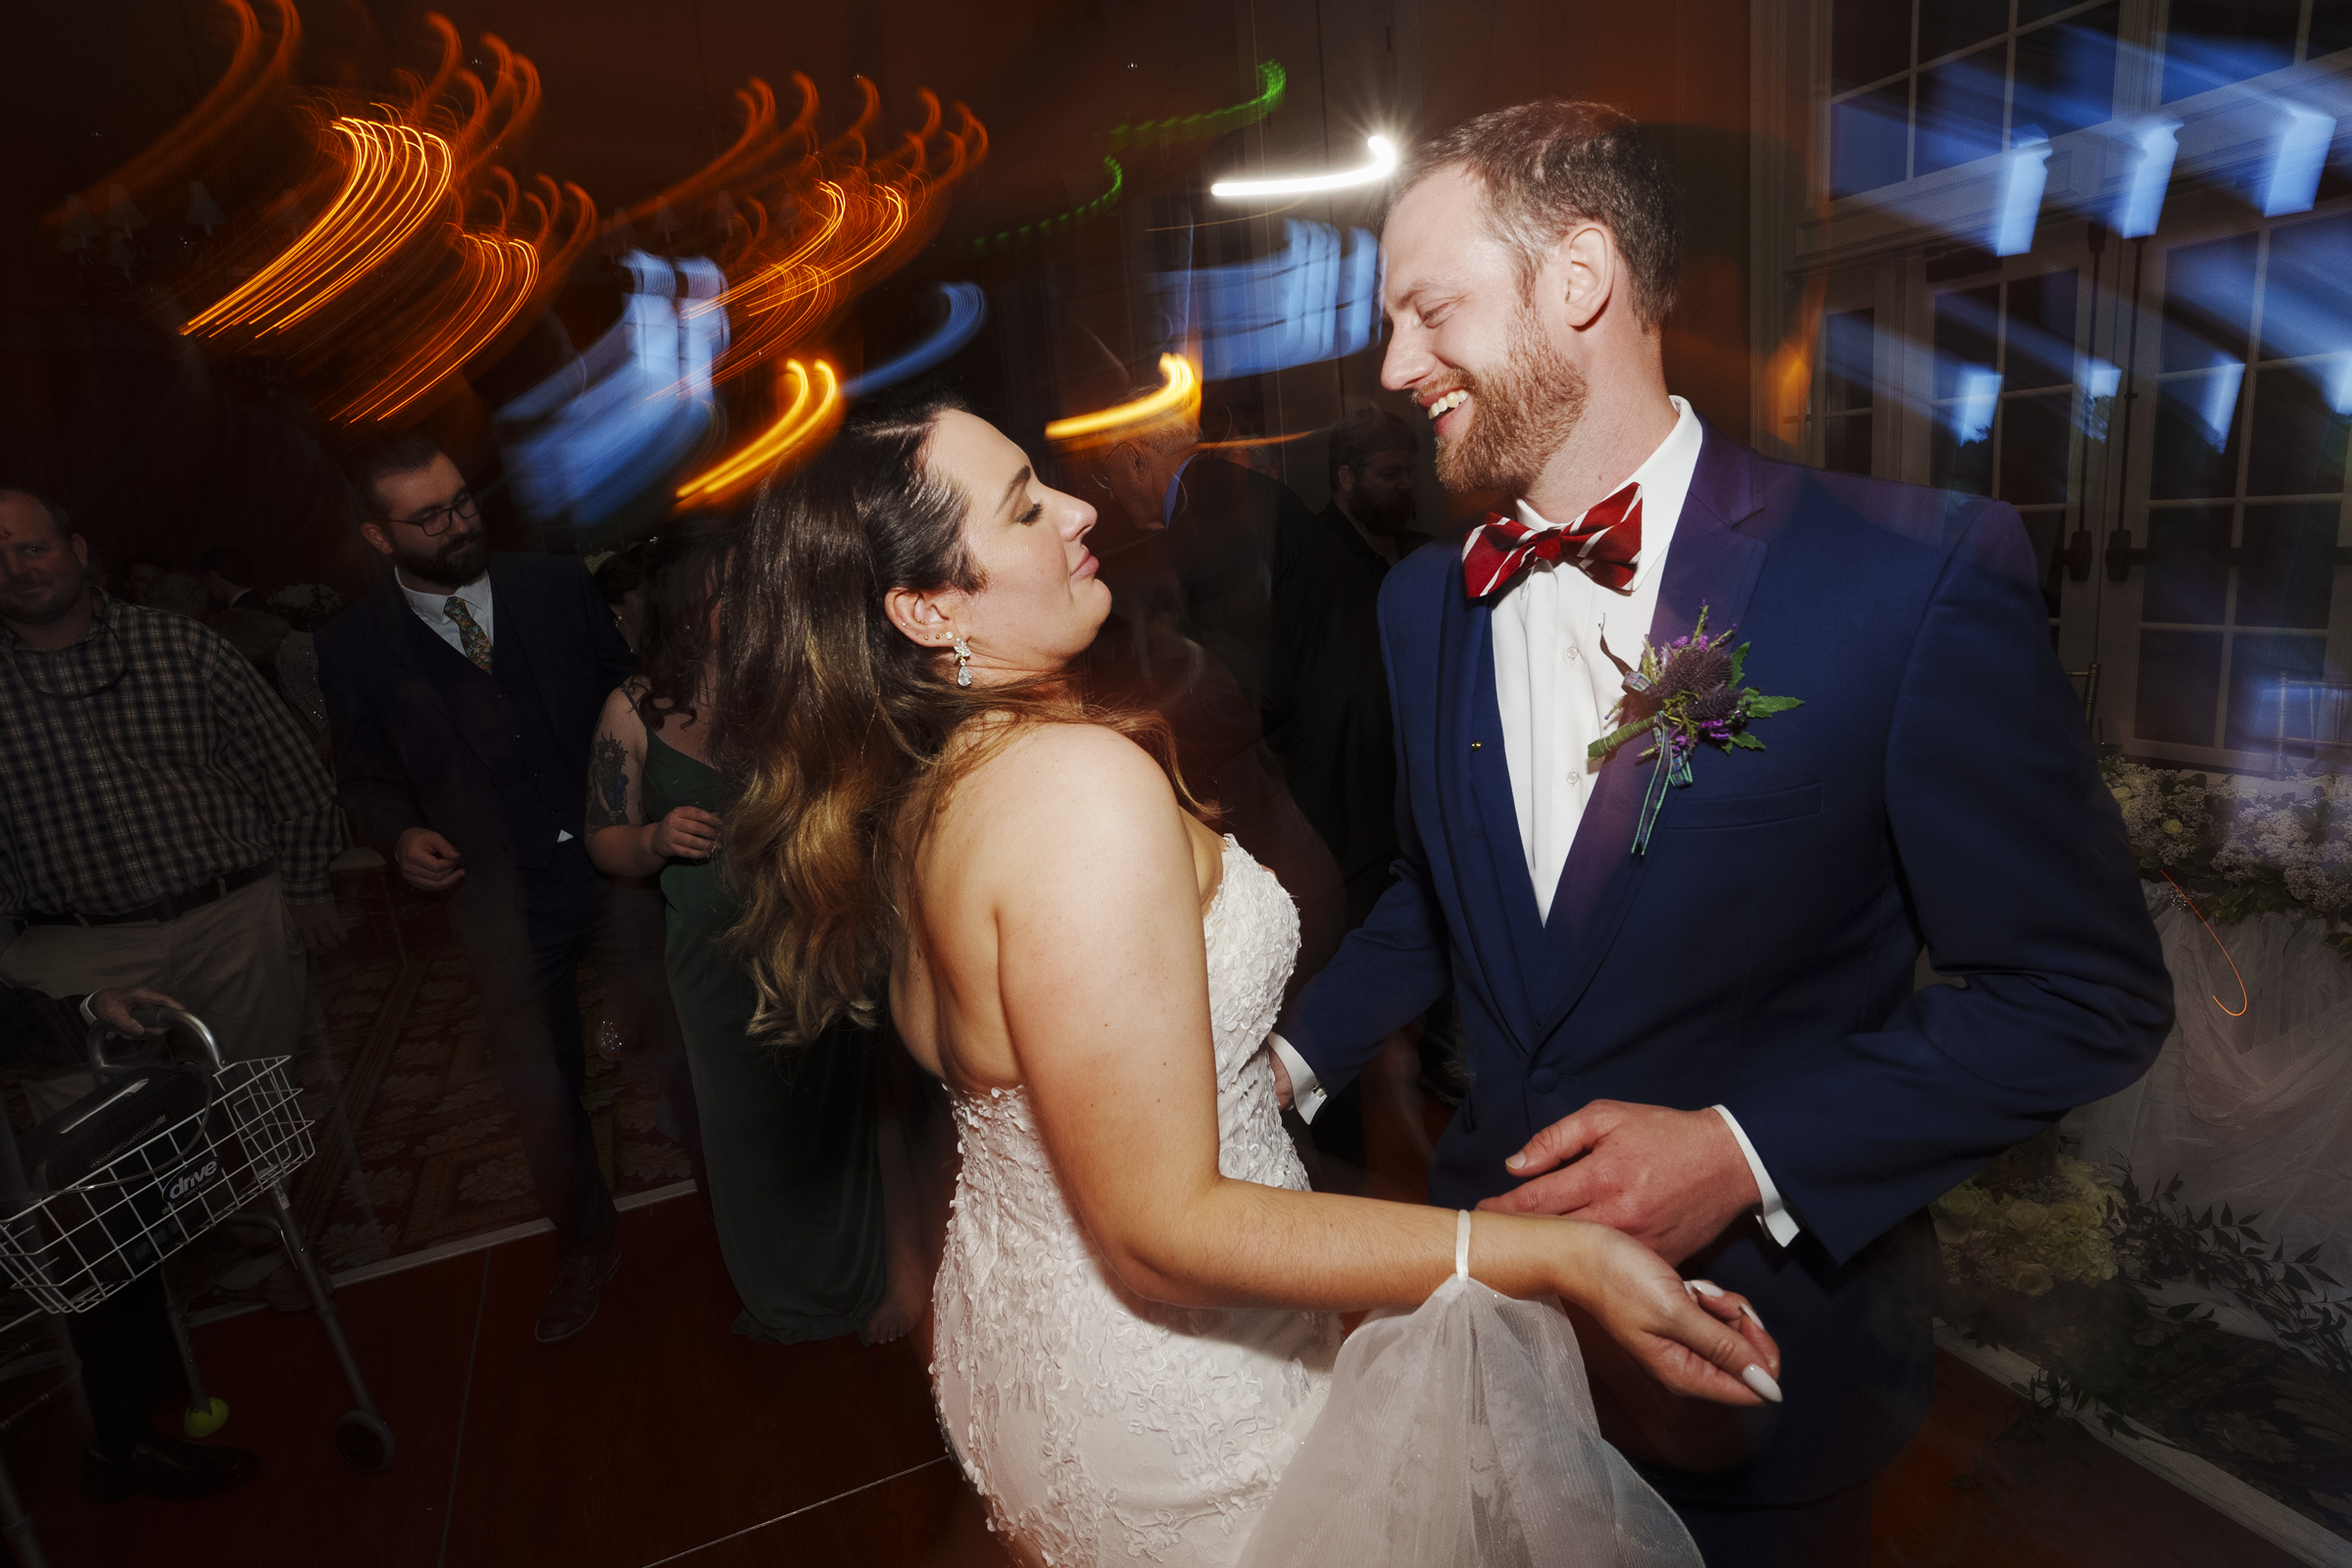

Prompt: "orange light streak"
[334,233,539,421]
[185,118,453,336]
[675,360,843,505]
[2160,869,2251,1017]
[46,0,301,233]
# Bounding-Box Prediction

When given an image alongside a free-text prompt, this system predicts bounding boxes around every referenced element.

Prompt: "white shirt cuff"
[1267,1033,1327,1123]
[1713,1104,1799,1247]
[78,994,98,1026]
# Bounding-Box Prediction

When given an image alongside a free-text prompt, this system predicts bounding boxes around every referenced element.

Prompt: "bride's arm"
[981,725,1780,1408]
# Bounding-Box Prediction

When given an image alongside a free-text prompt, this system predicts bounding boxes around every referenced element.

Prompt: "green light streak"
[1109,61,1287,152]
[961,61,1284,256]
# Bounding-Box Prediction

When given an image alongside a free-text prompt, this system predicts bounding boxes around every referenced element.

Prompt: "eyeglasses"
[381,489,480,538]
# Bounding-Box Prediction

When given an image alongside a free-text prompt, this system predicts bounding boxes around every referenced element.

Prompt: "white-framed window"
[1785,0,2352,771]
[2108,204,2352,764]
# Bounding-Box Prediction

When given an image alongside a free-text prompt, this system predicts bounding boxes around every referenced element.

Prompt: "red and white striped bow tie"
[1459,481,1643,600]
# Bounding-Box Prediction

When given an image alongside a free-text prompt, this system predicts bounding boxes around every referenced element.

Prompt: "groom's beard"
[1433,299,1588,498]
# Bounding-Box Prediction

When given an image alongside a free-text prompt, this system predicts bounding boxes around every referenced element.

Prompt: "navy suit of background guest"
[316,434,655,1347]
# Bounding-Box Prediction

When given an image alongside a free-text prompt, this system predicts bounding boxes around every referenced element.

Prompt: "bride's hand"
[1561,1223,1783,1407]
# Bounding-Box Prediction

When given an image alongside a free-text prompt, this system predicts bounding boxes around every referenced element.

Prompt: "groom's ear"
[1552,221,1617,333]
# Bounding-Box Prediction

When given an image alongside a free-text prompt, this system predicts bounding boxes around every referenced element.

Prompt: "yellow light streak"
[1045,354,1201,447]
[676,359,843,505]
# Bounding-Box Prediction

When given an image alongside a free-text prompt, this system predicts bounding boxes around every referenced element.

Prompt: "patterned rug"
[287,939,691,1277]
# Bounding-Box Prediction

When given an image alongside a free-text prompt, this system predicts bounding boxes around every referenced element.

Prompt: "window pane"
[2257,212,2352,364]
[2224,633,2329,751]
[1832,0,1912,91]
[1824,414,1875,476]
[1917,44,2010,175]
[1933,409,1996,494]
[1934,284,2001,399]
[1826,309,1875,411]
[2005,270,2079,389]
[2135,628,2225,744]
[2245,365,2352,497]
[2148,370,2247,499]
[2236,502,2341,628]
[1831,82,1912,197]
[2000,390,2074,503]
[2012,5,2121,140]
[2163,0,2300,101]
[2160,232,2259,373]
[1921,0,2009,65]
[2142,507,2231,623]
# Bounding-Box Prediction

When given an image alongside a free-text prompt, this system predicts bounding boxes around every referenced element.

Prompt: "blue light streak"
[842,283,988,400]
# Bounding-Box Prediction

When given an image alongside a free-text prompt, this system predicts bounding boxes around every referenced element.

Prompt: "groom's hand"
[1476,1101,1761,1266]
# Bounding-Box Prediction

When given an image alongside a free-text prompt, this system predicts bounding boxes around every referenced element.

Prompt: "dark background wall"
[0,0,1755,590]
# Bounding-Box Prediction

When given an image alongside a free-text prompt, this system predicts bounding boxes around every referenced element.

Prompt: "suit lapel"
[1533,426,1771,1037]
[1433,587,1543,1047]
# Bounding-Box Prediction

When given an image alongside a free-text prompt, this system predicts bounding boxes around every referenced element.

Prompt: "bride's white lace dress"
[929,837,1701,1568]
[932,837,1336,1566]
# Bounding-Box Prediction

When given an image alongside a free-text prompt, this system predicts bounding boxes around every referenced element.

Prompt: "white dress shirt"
[395,568,572,846]
[1270,397,1798,1246]
[397,568,495,657]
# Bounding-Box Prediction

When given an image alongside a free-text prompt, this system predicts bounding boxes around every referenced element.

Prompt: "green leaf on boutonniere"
[1729,642,1750,687]
[1746,694,1805,715]
[1727,731,1766,750]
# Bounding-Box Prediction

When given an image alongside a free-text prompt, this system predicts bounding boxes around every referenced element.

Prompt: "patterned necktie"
[1459,480,1644,600]
[443,596,492,672]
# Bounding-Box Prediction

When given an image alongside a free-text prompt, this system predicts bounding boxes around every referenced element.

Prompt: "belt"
[20,860,276,927]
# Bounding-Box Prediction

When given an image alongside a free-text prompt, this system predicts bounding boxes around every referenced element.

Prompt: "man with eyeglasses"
[316,434,643,1346]
[0,488,342,1090]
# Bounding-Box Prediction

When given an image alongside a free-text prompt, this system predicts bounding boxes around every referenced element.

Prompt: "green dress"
[640,728,886,1342]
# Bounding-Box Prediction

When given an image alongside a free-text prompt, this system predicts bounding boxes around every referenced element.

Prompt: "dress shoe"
[82,1435,259,1503]
[534,1225,621,1346]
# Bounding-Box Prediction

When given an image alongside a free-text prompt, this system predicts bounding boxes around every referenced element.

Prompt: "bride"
[717,396,1781,1566]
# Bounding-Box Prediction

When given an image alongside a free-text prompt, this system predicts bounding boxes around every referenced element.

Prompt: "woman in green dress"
[585,523,928,1344]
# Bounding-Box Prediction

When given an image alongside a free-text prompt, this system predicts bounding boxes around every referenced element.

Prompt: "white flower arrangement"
[2100,758,2351,957]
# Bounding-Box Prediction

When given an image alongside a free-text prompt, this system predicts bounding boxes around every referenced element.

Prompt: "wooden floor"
[0,1057,2316,1567]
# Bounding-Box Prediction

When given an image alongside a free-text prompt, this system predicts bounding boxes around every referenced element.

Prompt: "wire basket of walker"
[0,1052,314,1315]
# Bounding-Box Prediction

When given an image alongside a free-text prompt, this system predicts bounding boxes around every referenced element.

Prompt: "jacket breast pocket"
[1660,781,1824,831]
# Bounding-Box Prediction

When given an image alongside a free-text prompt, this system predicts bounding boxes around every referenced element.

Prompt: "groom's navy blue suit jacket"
[1282,423,2172,1504]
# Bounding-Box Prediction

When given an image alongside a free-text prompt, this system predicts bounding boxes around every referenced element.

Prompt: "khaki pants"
[0,874,305,1114]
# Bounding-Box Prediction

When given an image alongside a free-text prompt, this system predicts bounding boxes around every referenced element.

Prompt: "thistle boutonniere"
[1588,607,1802,856]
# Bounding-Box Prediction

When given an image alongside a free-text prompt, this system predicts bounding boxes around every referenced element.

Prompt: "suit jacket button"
[1529,1068,1558,1094]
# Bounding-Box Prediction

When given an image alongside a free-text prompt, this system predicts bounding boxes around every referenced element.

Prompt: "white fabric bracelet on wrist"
[1455,1208,1472,1281]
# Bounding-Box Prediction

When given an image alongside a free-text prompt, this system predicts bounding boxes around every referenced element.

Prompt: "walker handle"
[85,1007,225,1077]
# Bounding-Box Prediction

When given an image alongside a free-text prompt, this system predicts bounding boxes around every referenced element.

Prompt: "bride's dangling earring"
[954,635,972,688]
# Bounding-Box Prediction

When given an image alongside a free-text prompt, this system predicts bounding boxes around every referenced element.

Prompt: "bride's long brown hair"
[718,393,1204,1044]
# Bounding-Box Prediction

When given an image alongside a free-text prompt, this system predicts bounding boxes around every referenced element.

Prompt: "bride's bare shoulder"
[954,720,1183,836]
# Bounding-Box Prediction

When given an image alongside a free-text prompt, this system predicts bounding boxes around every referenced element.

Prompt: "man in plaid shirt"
[0,489,342,1080]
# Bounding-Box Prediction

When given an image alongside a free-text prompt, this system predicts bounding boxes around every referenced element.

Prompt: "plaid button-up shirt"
[0,592,337,917]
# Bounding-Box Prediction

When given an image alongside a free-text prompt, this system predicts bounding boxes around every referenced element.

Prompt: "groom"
[1269,101,2171,1565]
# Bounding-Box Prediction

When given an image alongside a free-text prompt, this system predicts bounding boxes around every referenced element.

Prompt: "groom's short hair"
[1398,100,1681,330]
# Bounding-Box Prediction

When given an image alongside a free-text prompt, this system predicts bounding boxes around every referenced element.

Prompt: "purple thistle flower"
[1688,687,1743,724]
[1652,644,1734,701]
